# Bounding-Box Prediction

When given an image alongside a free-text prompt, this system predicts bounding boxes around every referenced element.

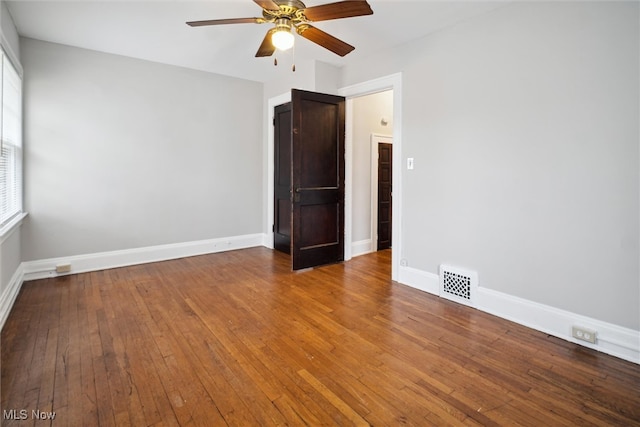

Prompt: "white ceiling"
[6,0,506,82]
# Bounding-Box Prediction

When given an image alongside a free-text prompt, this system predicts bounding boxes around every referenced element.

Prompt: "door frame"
[371,134,393,253]
[265,73,402,281]
[340,73,402,281]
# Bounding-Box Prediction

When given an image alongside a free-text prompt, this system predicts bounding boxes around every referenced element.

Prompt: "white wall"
[263,59,341,100]
[21,38,264,261]
[340,2,639,331]
[0,230,20,289]
[263,58,316,101]
[351,90,393,244]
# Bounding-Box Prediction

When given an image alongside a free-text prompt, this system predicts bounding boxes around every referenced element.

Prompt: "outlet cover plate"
[572,326,597,344]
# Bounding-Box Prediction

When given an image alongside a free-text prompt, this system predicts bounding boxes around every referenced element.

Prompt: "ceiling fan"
[186,0,373,58]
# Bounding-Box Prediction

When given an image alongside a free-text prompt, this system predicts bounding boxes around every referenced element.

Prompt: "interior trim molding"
[476,287,639,364]
[21,233,264,282]
[9,242,639,364]
[351,239,373,258]
[398,265,440,295]
[0,212,27,245]
[340,72,402,281]
[1,34,23,76]
[397,266,639,364]
[0,262,24,331]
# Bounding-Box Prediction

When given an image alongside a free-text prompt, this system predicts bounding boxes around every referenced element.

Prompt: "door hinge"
[273,117,275,126]
[272,224,275,232]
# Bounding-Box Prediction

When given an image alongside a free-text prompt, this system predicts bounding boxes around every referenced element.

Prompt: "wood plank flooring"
[2,247,639,426]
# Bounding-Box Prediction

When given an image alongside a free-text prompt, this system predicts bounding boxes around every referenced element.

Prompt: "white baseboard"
[351,239,373,257]
[398,265,439,295]
[261,233,272,249]
[476,287,639,364]
[0,263,24,331]
[11,242,640,364]
[22,233,264,281]
[397,266,639,364]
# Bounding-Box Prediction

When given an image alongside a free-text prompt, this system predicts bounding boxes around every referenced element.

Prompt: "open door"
[291,89,345,270]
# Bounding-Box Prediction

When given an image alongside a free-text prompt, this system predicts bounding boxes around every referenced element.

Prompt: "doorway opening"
[266,73,402,280]
[347,90,393,265]
[372,135,393,251]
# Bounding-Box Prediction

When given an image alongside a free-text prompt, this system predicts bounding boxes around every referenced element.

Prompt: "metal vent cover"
[439,265,478,307]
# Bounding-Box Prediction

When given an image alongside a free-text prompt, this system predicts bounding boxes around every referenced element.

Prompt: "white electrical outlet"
[572,326,597,344]
[56,264,71,274]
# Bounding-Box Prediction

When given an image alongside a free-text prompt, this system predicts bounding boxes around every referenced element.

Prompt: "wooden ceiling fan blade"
[302,0,373,22]
[186,17,261,27]
[256,29,277,57]
[254,0,280,11]
[297,25,355,57]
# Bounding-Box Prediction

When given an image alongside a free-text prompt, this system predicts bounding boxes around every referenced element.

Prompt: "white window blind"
[0,51,23,227]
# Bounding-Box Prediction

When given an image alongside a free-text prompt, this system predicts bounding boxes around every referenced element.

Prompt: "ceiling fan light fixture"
[272,18,295,51]
[272,29,294,50]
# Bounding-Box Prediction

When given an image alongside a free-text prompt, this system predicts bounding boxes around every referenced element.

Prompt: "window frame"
[0,46,25,240]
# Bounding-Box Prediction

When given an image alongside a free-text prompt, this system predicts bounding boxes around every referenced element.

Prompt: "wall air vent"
[439,265,478,307]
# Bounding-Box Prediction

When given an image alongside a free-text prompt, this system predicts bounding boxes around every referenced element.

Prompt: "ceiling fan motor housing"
[262,0,307,22]
[275,17,293,31]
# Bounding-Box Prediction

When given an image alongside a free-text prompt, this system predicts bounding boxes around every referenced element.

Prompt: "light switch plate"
[407,158,414,170]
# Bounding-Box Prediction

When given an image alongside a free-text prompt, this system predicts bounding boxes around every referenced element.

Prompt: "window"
[0,50,22,229]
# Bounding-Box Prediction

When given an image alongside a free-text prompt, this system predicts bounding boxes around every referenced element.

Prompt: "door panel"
[299,100,339,188]
[292,89,345,270]
[274,102,292,254]
[377,143,392,250]
[299,203,339,247]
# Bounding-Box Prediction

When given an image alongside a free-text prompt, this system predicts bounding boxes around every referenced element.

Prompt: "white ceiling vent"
[439,265,478,307]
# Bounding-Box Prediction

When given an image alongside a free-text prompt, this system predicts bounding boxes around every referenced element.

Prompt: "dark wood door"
[377,143,392,250]
[274,102,292,254]
[291,89,345,270]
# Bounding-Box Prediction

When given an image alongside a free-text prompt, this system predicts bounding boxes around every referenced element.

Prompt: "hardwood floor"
[2,247,639,426]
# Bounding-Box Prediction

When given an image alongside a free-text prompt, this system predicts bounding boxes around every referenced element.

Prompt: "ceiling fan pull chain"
[292,42,296,72]
[274,56,278,66]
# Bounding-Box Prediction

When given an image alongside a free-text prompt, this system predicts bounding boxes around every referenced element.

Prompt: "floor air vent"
[439,265,478,307]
